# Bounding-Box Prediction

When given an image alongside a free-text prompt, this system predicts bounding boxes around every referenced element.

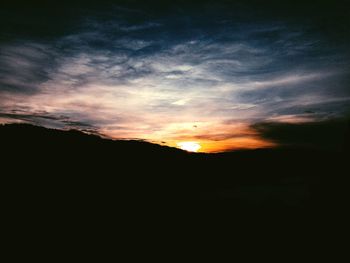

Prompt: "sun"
[177,141,201,152]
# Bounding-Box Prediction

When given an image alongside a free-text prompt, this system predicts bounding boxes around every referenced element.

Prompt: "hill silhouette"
[2,123,349,230]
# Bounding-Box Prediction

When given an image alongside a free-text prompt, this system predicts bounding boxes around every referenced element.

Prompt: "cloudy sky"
[1,0,349,152]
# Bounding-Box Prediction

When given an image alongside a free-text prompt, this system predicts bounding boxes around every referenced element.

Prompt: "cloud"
[0,42,56,94]
[252,119,350,150]
[0,1,349,152]
[0,110,97,131]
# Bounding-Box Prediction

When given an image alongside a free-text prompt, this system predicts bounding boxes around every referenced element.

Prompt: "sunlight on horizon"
[177,141,201,152]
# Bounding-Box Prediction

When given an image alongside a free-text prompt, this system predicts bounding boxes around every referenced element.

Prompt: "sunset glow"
[177,141,201,152]
[0,1,349,153]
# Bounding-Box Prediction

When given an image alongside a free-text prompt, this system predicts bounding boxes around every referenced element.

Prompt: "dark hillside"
[1,123,348,233]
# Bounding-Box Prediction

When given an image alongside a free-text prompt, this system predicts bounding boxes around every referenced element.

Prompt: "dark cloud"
[0,110,97,131]
[0,42,57,94]
[252,119,350,150]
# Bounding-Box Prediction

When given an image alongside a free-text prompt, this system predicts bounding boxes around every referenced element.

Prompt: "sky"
[1,0,350,152]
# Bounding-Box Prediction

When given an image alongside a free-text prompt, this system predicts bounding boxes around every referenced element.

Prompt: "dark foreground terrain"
[1,123,349,238]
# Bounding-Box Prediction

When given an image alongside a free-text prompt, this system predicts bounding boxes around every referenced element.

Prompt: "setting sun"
[177,141,201,152]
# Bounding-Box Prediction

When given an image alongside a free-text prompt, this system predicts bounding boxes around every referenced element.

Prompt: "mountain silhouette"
[2,123,349,232]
